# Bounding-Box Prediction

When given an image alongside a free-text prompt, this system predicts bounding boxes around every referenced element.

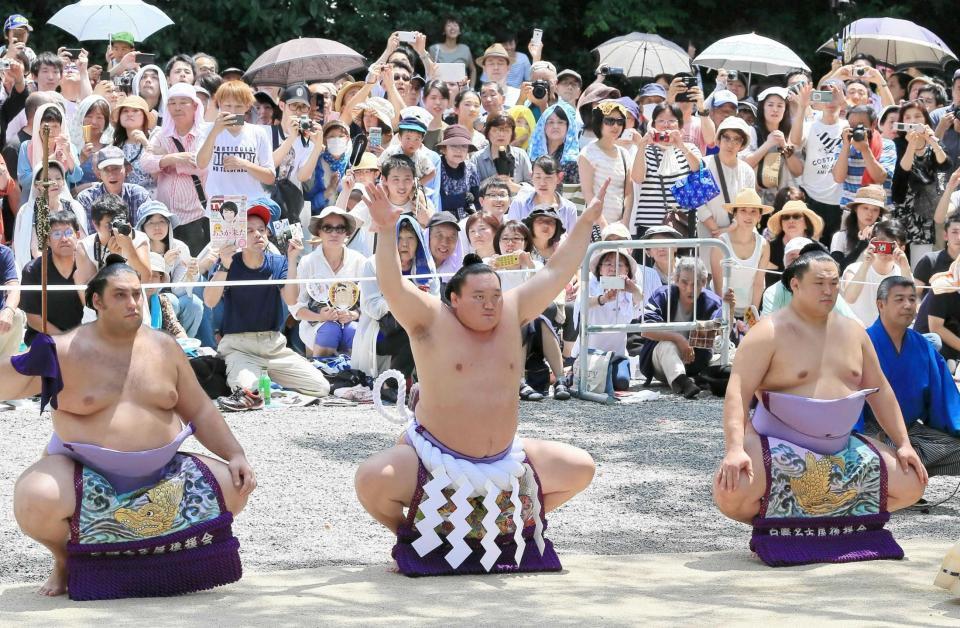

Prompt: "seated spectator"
[830,184,887,271]
[864,276,960,476]
[528,101,581,185]
[137,201,204,339]
[765,192,823,286]
[638,224,684,288]
[422,81,449,151]
[711,189,771,317]
[575,249,643,391]
[762,239,860,320]
[0,241,24,358]
[427,211,463,275]
[111,94,157,192]
[436,124,480,220]
[18,102,80,192]
[378,114,437,185]
[479,81,506,123]
[350,155,434,254]
[475,177,512,226]
[333,152,380,210]
[69,95,112,188]
[524,205,565,262]
[579,100,634,228]
[841,218,911,326]
[75,146,150,231]
[916,213,960,292]
[464,211,499,257]
[351,96,395,155]
[353,214,438,380]
[636,257,726,399]
[19,210,84,344]
[145,252,187,340]
[452,90,487,149]
[508,155,578,233]
[472,113,532,192]
[141,82,209,256]
[75,193,151,281]
[13,160,87,271]
[289,207,367,357]
[203,202,329,401]
[306,119,351,212]
[196,80,275,200]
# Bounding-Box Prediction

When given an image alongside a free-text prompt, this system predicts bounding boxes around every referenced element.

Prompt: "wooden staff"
[36,124,52,334]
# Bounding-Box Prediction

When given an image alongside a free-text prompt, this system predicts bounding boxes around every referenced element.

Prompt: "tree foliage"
[7,1,960,87]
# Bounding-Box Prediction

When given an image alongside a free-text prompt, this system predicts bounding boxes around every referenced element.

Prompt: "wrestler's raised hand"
[897,444,929,486]
[228,453,257,495]
[582,178,611,224]
[716,447,753,492]
[363,182,402,232]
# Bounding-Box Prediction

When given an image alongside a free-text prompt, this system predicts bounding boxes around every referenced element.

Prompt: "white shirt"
[198,123,274,201]
[696,155,756,236]
[290,246,368,319]
[574,275,643,356]
[262,124,314,190]
[841,261,905,326]
[798,119,846,205]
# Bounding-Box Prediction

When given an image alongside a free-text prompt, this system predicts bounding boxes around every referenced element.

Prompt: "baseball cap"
[427,211,461,231]
[397,116,427,134]
[110,31,135,46]
[4,14,32,33]
[710,89,738,108]
[400,105,433,128]
[556,69,582,85]
[95,146,125,169]
[280,83,310,106]
[639,83,668,100]
[531,61,557,75]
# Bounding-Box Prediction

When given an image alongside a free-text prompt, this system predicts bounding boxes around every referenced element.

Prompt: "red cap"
[247,203,272,226]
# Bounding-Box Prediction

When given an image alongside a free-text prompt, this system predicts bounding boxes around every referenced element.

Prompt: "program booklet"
[209,195,248,249]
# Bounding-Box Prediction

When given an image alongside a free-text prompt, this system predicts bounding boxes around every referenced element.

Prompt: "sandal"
[519,383,544,401]
[553,382,571,401]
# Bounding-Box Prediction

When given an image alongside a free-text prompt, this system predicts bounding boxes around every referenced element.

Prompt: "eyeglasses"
[654,119,679,128]
[320,224,349,234]
[50,228,75,240]
[500,236,526,243]
[484,192,510,200]
[780,213,805,221]
[603,116,626,127]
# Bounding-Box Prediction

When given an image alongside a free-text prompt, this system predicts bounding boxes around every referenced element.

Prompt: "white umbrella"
[817,18,957,70]
[694,33,810,76]
[48,0,173,42]
[593,33,690,78]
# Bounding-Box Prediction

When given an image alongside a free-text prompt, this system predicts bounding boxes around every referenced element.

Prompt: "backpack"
[189,356,230,399]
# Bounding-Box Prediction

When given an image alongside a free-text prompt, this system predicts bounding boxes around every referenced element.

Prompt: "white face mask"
[326,137,349,155]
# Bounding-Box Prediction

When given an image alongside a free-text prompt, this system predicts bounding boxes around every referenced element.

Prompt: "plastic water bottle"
[258,368,272,407]
[149,293,162,329]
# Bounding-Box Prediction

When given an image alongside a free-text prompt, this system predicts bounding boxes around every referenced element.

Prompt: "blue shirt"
[220,252,288,335]
[839,138,896,207]
[75,182,151,232]
[0,244,16,309]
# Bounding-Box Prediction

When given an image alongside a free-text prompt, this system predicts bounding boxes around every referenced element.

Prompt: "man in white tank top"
[711,188,770,316]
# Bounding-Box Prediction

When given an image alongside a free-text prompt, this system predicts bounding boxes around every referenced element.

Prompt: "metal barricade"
[575,237,735,403]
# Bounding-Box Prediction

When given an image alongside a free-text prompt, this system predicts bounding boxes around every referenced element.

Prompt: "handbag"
[572,349,615,396]
[671,160,720,210]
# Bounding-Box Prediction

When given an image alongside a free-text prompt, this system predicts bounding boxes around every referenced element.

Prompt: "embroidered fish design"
[789,452,858,516]
[114,480,185,536]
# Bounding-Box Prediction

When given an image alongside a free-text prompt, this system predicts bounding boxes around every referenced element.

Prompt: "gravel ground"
[1,391,958,585]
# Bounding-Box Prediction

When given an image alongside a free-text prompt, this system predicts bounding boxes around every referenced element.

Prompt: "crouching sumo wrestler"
[3,258,255,599]
[713,245,927,567]
[354,182,603,575]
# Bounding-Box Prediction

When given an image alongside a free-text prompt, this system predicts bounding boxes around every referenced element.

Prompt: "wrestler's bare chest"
[762,316,864,396]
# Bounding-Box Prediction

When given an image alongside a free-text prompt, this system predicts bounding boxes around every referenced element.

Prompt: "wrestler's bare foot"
[38,560,68,596]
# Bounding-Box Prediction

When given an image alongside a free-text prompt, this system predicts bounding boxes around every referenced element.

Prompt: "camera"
[531,80,550,100]
[296,115,316,135]
[893,122,923,133]
[493,147,515,176]
[111,219,132,236]
[654,131,670,143]
[599,65,624,76]
[810,90,834,103]
[851,124,867,142]
[873,240,894,255]
[726,70,738,82]
[0,59,10,71]
[854,67,867,77]
[113,72,134,95]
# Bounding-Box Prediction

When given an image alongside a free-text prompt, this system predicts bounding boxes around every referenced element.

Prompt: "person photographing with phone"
[841,218,912,326]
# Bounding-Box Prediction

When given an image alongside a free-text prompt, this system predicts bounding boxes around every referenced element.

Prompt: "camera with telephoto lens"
[111,218,132,236]
[296,115,316,135]
[851,124,867,142]
[531,80,550,100]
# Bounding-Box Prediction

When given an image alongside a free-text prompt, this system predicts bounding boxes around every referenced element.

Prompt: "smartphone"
[495,253,520,268]
[64,48,83,59]
[135,53,155,65]
[810,90,834,103]
[228,114,245,127]
[599,276,625,291]
[368,127,382,148]
[313,92,324,112]
[603,66,624,76]
[893,122,923,132]
[397,31,416,44]
[82,125,94,143]
[788,79,807,94]
[531,28,543,46]
[436,62,466,83]
[873,240,894,255]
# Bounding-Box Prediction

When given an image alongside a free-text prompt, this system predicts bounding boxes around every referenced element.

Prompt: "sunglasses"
[320,224,349,234]
[780,213,806,221]
[394,74,410,82]
[603,116,626,127]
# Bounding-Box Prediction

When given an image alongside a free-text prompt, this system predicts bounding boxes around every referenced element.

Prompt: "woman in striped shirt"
[629,103,702,237]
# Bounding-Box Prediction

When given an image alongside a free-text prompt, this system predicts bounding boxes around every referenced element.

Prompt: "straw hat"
[356,97,395,128]
[767,200,825,239]
[110,95,157,131]
[722,188,774,215]
[308,206,357,238]
[844,184,887,211]
[351,152,379,172]
[334,81,364,112]
[476,43,511,68]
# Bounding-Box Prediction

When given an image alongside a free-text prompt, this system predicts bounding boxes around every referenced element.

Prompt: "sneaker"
[314,355,351,376]
[218,387,264,412]
[553,382,571,401]
[670,375,701,399]
[519,383,544,401]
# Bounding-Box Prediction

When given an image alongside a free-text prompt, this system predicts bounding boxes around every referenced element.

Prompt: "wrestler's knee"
[568,446,596,491]
[354,445,419,505]
[193,455,249,516]
[13,455,76,531]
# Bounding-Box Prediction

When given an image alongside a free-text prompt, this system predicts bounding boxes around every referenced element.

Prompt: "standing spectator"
[428,17,477,87]
[69,95,111,187]
[306,119,352,212]
[0,240,23,358]
[18,102,80,192]
[630,103,702,236]
[192,53,218,77]
[555,69,583,108]
[141,83,209,256]
[132,64,169,119]
[75,146,150,230]
[0,15,35,67]
[841,219,911,325]
[197,80,275,200]
[892,100,951,263]
[932,70,960,167]
[744,87,799,205]
[2,92,50,204]
[528,101,581,185]
[471,113,532,191]
[790,81,846,245]
[475,44,520,106]
[436,124,480,219]
[165,54,196,86]
[480,32,531,90]
[830,185,887,271]
[697,116,755,240]
[269,83,325,223]
[508,155,578,232]
[422,80,450,150]
[110,95,157,192]
[579,100,634,228]
[19,210,84,345]
[453,89,486,147]
[377,114,436,184]
[13,161,87,271]
[204,203,330,400]
[289,207,366,357]
[833,105,897,208]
